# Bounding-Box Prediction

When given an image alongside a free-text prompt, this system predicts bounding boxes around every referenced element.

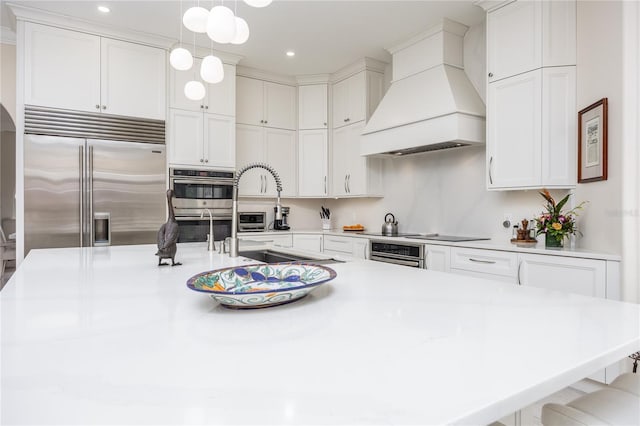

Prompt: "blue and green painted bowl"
[187,263,337,309]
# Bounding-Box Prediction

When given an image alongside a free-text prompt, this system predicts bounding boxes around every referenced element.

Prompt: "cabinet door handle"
[347,174,351,193]
[517,260,523,285]
[260,120,264,124]
[343,118,348,123]
[264,120,268,124]
[95,104,100,110]
[205,106,209,109]
[469,258,496,264]
[260,175,264,193]
[425,250,429,270]
[344,175,347,193]
[200,105,204,109]
[264,175,268,193]
[204,159,208,163]
[200,159,204,163]
[324,176,327,194]
[102,105,107,110]
[489,156,494,185]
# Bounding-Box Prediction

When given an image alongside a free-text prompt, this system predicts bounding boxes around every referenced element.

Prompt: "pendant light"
[201,38,225,84]
[207,5,237,44]
[243,0,272,7]
[170,0,193,70]
[230,2,249,46]
[183,0,209,33]
[184,33,205,101]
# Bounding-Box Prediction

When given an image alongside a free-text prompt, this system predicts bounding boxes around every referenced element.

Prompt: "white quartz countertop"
[239,230,622,261]
[2,243,638,425]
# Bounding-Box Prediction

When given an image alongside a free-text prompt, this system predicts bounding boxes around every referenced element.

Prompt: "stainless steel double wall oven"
[169,168,234,243]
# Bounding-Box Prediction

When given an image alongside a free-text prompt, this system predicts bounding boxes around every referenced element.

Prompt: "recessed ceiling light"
[286,51,295,57]
[98,5,110,13]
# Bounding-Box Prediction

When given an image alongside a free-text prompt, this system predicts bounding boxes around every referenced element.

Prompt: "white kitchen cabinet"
[424,245,450,272]
[298,84,328,130]
[292,234,323,253]
[169,110,235,169]
[298,130,328,197]
[450,247,519,283]
[170,59,236,116]
[237,233,292,248]
[332,71,383,129]
[332,121,382,197]
[518,253,606,298]
[236,76,296,130]
[236,124,297,197]
[487,0,576,83]
[24,22,166,120]
[323,235,368,259]
[487,67,576,189]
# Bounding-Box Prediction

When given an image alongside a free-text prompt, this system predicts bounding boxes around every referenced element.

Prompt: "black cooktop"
[408,235,490,242]
[360,232,422,237]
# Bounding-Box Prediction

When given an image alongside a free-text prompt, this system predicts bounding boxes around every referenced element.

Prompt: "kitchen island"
[2,243,639,425]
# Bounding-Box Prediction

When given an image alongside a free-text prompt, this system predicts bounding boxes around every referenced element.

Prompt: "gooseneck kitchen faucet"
[230,163,283,257]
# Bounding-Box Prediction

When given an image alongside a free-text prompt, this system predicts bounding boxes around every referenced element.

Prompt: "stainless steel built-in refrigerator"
[24,107,167,255]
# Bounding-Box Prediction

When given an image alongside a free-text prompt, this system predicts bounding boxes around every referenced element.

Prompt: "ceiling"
[1,0,486,76]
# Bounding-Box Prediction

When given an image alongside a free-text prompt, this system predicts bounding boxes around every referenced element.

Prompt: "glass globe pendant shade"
[207,5,237,44]
[169,47,193,71]
[200,55,225,84]
[243,0,273,7]
[230,17,250,45]
[184,80,206,101]
[182,6,209,33]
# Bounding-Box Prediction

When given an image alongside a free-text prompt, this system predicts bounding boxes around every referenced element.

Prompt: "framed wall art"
[578,98,608,183]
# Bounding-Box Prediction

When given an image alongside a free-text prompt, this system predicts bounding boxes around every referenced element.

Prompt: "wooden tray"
[510,238,538,244]
[343,227,365,232]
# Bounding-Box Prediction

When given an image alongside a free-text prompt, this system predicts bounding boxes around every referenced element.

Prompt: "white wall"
[573,1,623,255]
[0,41,16,124]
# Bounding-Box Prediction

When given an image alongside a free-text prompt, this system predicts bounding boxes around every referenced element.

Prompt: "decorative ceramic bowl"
[187,263,337,309]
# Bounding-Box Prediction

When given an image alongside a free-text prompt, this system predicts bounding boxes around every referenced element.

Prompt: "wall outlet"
[502,214,512,229]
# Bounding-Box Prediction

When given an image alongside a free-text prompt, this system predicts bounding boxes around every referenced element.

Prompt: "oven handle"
[176,215,233,221]
[370,255,422,268]
[171,178,234,186]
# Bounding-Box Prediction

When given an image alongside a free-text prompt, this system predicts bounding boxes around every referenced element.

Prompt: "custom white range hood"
[361,19,485,157]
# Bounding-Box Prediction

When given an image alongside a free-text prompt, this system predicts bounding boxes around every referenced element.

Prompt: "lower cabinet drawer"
[450,247,518,278]
[323,236,354,254]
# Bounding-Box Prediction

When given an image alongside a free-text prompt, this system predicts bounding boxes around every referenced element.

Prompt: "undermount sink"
[239,249,344,265]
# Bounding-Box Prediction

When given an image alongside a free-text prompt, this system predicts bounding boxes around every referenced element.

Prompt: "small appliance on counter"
[381,213,399,236]
[274,206,290,230]
[237,212,266,232]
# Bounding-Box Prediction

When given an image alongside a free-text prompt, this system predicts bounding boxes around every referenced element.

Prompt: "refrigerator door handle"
[79,145,84,247]
[89,145,94,246]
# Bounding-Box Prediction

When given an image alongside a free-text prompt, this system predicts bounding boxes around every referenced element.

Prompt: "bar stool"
[541,373,640,425]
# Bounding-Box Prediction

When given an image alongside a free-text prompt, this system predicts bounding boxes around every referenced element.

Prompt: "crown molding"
[330,57,388,83]
[387,18,469,55]
[236,66,298,86]
[473,0,513,12]
[169,42,243,66]
[1,26,16,45]
[296,74,331,85]
[8,3,174,49]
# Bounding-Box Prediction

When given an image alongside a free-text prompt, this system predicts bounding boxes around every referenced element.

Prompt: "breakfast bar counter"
[2,243,639,425]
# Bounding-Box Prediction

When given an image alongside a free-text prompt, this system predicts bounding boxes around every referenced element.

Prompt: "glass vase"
[545,233,563,248]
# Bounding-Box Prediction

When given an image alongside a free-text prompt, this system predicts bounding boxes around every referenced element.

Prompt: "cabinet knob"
[343,118,347,123]
[488,72,494,78]
[260,120,264,124]
[102,105,107,110]
[205,106,209,109]
[95,104,100,110]
[200,105,204,109]
[264,120,268,124]
[324,122,327,126]
[204,159,208,163]
[200,159,204,163]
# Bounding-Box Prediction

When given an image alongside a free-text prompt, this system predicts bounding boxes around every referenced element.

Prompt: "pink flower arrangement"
[535,189,587,245]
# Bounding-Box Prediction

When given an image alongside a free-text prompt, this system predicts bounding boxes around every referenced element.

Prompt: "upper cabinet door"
[332,77,349,128]
[487,69,542,188]
[236,124,265,196]
[298,129,328,196]
[170,57,205,112]
[265,128,297,197]
[203,113,235,169]
[347,71,366,124]
[264,81,296,130]
[487,0,542,82]
[298,84,327,130]
[236,76,264,126]
[24,22,101,112]
[169,109,204,166]
[206,63,236,117]
[542,0,576,67]
[101,38,166,120]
